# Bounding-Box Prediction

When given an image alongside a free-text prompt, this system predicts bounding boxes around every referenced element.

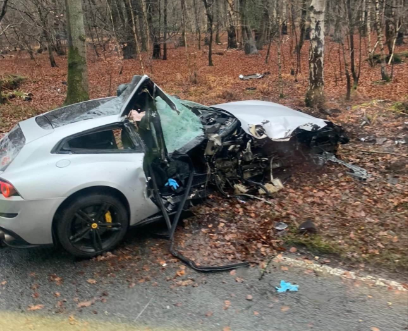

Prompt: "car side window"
[58,125,143,154]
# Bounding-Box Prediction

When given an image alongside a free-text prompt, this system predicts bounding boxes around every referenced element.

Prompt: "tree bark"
[256,0,269,50]
[239,0,257,54]
[225,0,237,48]
[202,0,214,66]
[193,0,202,49]
[367,0,374,66]
[64,0,89,105]
[296,0,307,75]
[163,0,168,60]
[148,0,161,58]
[0,0,9,23]
[180,0,187,47]
[305,0,326,108]
[385,0,395,55]
[347,0,359,87]
[375,0,389,80]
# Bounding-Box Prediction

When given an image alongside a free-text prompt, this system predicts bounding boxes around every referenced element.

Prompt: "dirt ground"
[0,36,407,275]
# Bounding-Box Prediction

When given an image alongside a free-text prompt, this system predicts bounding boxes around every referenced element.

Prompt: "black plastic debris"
[298,220,317,234]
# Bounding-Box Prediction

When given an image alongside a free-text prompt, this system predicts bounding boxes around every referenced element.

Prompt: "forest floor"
[0,37,407,279]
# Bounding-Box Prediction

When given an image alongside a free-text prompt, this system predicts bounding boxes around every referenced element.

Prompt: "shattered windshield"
[0,125,26,171]
[155,95,204,153]
[36,76,144,129]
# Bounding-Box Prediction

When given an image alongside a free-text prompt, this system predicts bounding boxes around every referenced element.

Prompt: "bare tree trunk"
[127,0,144,71]
[305,0,326,108]
[202,0,214,66]
[0,0,9,23]
[385,0,396,55]
[296,0,308,75]
[64,0,89,105]
[215,0,221,44]
[256,0,269,50]
[140,0,151,52]
[180,0,187,47]
[225,0,237,48]
[163,0,168,60]
[346,0,359,88]
[193,0,202,49]
[277,11,283,98]
[240,0,258,54]
[367,0,374,66]
[148,0,161,58]
[341,41,352,100]
[375,0,389,80]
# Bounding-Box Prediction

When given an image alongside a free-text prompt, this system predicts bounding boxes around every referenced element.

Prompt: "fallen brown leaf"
[289,247,297,253]
[77,300,94,308]
[87,279,97,284]
[246,295,253,301]
[281,306,290,312]
[370,327,380,331]
[28,304,44,311]
[223,300,231,310]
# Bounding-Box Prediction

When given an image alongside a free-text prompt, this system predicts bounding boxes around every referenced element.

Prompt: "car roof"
[20,114,123,145]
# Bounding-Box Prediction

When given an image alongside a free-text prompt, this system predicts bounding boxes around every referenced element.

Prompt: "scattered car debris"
[239,73,264,80]
[274,222,288,231]
[298,220,317,234]
[319,152,370,180]
[276,280,299,293]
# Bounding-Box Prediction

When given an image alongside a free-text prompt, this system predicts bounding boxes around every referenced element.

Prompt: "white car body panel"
[214,100,328,141]
[0,114,159,245]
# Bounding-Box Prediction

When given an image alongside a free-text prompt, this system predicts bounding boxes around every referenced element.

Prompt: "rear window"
[0,125,26,171]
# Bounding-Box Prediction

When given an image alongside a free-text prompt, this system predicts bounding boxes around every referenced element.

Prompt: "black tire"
[56,193,128,258]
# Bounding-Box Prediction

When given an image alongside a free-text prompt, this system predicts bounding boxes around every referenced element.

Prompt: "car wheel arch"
[51,186,131,246]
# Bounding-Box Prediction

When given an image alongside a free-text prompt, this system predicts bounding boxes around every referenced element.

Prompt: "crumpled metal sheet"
[213,100,328,141]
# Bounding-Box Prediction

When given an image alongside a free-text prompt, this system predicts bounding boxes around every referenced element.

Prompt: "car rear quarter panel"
[2,138,159,245]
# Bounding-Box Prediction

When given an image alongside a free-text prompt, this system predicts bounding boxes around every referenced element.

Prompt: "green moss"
[285,234,342,255]
[64,46,89,106]
[391,101,408,114]
[0,75,25,90]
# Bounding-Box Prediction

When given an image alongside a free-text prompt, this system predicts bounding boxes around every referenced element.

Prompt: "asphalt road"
[0,231,407,331]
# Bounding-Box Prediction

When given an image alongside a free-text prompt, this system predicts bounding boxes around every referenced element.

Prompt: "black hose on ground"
[150,156,249,273]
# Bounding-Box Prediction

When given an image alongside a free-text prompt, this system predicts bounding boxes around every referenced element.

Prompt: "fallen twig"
[236,194,274,205]
[259,255,276,280]
[134,296,154,322]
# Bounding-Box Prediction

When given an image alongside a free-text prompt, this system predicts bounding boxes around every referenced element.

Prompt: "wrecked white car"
[0,75,351,258]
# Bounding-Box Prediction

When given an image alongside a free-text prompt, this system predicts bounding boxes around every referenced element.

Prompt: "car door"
[54,122,159,225]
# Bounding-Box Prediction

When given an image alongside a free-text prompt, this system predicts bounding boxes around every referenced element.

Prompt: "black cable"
[149,166,172,231]
[151,155,249,272]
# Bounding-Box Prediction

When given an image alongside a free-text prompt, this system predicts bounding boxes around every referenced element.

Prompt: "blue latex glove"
[275,280,299,293]
[165,179,179,190]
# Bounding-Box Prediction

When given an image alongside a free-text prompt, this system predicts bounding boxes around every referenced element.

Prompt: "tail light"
[0,180,17,198]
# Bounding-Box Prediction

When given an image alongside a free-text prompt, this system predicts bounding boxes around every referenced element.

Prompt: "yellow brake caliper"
[105,211,112,228]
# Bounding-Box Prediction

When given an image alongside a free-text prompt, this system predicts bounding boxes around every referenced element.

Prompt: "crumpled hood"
[213,100,328,141]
